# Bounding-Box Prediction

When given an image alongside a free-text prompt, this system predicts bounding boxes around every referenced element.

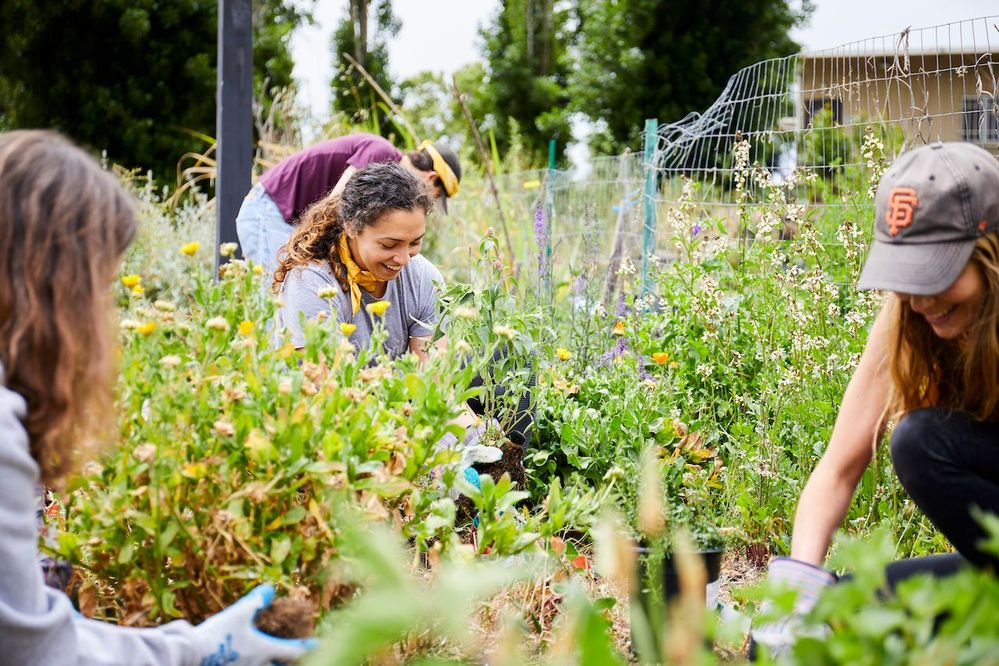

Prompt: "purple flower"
[534,202,547,279]
[573,274,587,297]
[615,292,629,316]
[637,355,654,382]
[691,222,702,237]
[599,335,629,366]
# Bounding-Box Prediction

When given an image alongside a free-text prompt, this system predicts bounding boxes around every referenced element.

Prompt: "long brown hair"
[884,232,999,422]
[0,130,136,484]
[272,161,433,293]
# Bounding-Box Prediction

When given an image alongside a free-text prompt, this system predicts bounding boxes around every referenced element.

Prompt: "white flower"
[206,316,230,332]
[159,355,182,368]
[316,286,338,299]
[492,324,517,340]
[453,305,479,320]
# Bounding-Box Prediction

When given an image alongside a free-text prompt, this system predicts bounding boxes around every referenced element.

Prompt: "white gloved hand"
[750,557,835,660]
[190,584,316,666]
[434,420,503,499]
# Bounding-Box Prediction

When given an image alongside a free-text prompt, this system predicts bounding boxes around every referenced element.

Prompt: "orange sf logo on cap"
[886,188,918,236]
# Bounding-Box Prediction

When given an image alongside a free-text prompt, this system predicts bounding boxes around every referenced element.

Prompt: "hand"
[749,558,835,660]
[190,585,317,666]
[434,420,503,499]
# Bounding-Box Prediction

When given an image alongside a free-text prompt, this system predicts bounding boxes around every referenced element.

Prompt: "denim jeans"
[235,182,292,275]
[890,406,999,571]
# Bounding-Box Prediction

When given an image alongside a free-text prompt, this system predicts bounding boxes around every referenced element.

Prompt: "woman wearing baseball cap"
[236,133,461,275]
[754,142,999,656]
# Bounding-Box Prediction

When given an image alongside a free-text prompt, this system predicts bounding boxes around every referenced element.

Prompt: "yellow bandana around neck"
[338,235,385,315]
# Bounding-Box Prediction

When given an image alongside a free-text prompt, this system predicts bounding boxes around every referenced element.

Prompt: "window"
[962,95,999,144]
[804,98,843,128]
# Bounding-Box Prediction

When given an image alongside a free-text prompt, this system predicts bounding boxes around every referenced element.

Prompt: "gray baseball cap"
[858,142,999,294]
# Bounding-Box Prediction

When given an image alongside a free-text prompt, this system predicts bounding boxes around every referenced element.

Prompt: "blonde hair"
[272,162,433,293]
[0,130,136,484]
[884,232,999,422]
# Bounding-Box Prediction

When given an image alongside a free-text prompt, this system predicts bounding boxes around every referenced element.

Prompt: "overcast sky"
[290,1,998,123]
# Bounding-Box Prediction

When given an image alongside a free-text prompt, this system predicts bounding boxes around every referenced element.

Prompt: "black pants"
[466,347,536,443]
[886,406,999,581]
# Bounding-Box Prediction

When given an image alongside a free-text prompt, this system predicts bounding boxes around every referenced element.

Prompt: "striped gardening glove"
[749,557,836,660]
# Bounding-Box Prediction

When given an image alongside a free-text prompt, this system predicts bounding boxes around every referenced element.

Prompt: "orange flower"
[652,352,669,364]
[612,321,625,336]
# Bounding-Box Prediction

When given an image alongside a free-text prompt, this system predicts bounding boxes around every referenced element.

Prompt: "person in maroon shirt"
[236,132,461,274]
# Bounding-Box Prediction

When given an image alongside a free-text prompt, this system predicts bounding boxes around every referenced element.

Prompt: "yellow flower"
[340,322,357,336]
[252,264,264,275]
[179,241,201,256]
[136,321,156,336]
[366,300,391,317]
[130,284,145,296]
[121,274,141,288]
[669,361,679,369]
[652,352,669,365]
[238,320,254,336]
[556,347,572,361]
[219,242,239,257]
[612,321,625,336]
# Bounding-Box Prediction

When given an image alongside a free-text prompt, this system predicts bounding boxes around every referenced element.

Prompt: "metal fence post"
[216,0,253,274]
[640,118,658,297]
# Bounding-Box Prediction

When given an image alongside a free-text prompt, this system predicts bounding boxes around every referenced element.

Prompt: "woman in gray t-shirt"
[272,162,445,360]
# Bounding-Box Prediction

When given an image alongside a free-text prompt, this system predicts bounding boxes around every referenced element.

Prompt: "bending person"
[238,133,461,274]
[0,130,314,664]
[756,142,999,654]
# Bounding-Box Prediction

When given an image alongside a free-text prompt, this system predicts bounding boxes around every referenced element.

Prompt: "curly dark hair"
[273,161,434,293]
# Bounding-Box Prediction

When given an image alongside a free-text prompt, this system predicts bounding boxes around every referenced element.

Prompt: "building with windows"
[799,49,998,150]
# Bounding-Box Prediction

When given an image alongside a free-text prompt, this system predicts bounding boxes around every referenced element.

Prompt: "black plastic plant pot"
[634,547,724,605]
[630,548,725,660]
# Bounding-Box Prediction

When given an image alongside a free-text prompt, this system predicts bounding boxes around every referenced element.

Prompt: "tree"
[329,0,401,138]
[0,0,310,182]
[480,0,576,165]
[570,0,812,152]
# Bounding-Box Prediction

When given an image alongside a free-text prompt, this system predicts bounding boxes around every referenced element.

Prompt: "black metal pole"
[216,0,253,272]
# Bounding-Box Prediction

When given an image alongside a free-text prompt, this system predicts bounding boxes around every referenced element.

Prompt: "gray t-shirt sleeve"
[0,370,195,665]
[407,257,444,339]
[276,266,347,347]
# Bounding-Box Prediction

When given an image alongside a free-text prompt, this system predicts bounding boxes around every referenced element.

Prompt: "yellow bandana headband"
[337,235,384,315]
[417,140,459,197]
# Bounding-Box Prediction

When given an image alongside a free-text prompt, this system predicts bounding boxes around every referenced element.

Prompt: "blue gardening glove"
[190,585,317,666]
[750,557,835,660]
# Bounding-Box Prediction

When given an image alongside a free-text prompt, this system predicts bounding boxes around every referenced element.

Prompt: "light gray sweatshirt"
[0,368,197,665]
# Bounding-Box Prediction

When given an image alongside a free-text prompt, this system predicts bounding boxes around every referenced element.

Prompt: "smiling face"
[896,261,987,340]
[346,207,427,281]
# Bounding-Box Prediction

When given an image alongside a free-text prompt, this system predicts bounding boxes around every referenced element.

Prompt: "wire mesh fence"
[440,15,999,299]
